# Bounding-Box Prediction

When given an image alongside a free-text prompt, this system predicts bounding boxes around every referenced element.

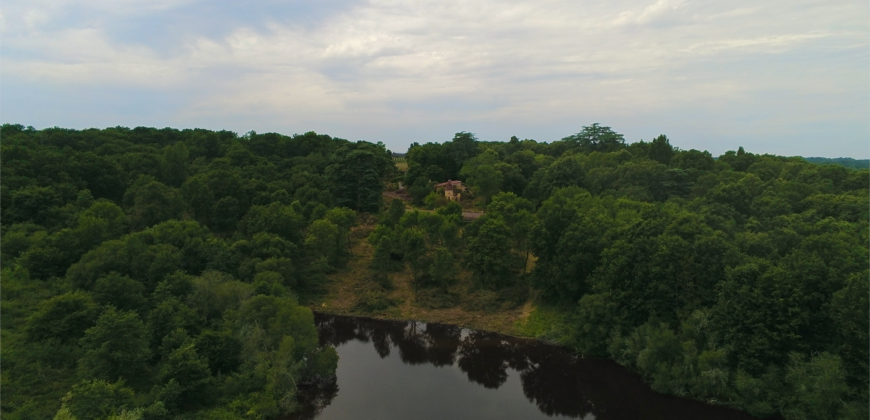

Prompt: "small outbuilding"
[434,180,466,201]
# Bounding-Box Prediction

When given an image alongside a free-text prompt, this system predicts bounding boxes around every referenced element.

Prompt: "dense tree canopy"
[399,123,869,420]
[0,125,381,419]
[2,122,867,420]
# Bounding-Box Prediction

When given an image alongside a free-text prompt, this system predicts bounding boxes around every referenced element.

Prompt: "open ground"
[309,223,537,337]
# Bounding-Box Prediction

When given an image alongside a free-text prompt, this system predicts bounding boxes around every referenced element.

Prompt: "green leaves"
[157,343,213,409]
[429,247,457,292]
[467,164,503,206]
[78,307,151,381]
[58,379,136,420]
[402,226,427,282]
[2,127,354,420]
[464,217,515,289]
[196,330,242,376]
[241,202,305,244]
[27,291,100,343]
[161,141,189,187]
[305,219,340,266]
[648,135,675,165]
[124,178,185,231]
[561,123,626,154]
[328,142,391,212]
[4,123,867,420]
[92,273,147,314]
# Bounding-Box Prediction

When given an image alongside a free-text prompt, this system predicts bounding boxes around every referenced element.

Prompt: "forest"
[1,123,868,420]
[1,124,391,419]
[802,157,869,170]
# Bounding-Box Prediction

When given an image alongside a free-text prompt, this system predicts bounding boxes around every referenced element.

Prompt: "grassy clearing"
[393,158,409,172]
[313,224,538,337]
[517,301,572,343]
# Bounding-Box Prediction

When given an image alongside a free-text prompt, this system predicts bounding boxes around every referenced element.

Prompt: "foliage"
[26,290,101,343]
[78,307,151,381]
[464,217,516,289]
[352,282,398,313]
[401,226,427,283]
[4,122,868,420]
[2,125,359,419]
[59,379,135,420]
[401,125,868,418]
[429,247,457,292]
[384,198,406,227]
[156,343,213,409]
[305,219,340,267]
[328,141,393,212]
[415,288,460,309]
[802,157,869,170]
[561,123,626,154]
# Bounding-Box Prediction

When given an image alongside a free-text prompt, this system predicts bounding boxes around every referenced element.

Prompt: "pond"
[289,313,754,420]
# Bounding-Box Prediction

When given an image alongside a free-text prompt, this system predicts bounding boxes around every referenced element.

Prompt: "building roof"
[434,180,463,189]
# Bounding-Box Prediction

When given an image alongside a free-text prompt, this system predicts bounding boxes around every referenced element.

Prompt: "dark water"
[290,313,754,420]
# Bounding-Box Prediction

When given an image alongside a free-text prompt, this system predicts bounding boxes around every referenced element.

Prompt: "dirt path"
[460,211,484,220]
[313,225,534,337]
[382,190,409,202]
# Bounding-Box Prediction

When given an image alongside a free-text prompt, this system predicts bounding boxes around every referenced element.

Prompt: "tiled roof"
[434,180,463,188]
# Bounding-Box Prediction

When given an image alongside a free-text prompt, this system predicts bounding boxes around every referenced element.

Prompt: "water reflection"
[295,313,754,420]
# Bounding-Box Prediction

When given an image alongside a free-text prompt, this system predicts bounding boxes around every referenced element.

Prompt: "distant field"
[393,156,408,171]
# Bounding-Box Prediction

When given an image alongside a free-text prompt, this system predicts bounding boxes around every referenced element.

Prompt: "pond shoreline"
[310,309,541,342]
[307,309,772,420]
[293,312,760,420]
[309,306,536,342]
[309,228,766,420]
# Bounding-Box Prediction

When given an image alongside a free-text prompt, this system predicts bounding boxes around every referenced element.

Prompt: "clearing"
[310,223,536,337]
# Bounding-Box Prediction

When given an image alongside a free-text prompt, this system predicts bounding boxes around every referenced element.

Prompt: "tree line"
[802,157,869,170]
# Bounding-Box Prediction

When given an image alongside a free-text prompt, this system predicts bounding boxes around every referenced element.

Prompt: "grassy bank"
[307,224,538,337]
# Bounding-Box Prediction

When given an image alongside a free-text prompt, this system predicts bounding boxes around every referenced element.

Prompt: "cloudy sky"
[2,0,867,157]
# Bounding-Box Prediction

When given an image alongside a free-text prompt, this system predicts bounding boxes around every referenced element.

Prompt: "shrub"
[352,283,397,313]
[415,288,459,309]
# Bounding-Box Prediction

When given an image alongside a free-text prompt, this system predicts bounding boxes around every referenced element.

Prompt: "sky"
[1,0,867,157]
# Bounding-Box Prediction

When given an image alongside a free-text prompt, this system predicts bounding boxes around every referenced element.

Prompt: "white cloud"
[680,32,834,54]
[613,0,686,26]
[1,0,867,156]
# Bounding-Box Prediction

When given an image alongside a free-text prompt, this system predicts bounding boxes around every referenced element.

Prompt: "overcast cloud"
[1,0,867,156]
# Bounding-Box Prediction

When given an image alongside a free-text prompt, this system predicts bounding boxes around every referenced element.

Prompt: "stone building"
[433,180,466,201]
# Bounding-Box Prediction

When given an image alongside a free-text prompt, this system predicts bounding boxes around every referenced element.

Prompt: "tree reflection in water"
[295,313,755,420]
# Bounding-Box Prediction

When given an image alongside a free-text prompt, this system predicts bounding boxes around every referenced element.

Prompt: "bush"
[459,286,528,312]
[306,347,339,380]
[26,291,100,343]
[460,290,500,312]
[415,288,459,309]
[781,352,850,420]
[497,284,528,309]
[372,272,394,290]
[568,293,618,356]
[352,283,398,313]
[60,379,135,420]
[423,192,441,209]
